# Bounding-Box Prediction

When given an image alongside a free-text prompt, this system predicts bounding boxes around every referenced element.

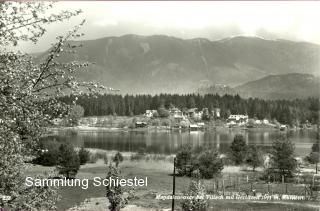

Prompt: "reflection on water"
[46,129,318,157]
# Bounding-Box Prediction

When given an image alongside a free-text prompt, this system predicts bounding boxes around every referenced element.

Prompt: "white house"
[227,114,248,125]
[145,110,157,118]
[170,107,185,120]
[255,119,262,124]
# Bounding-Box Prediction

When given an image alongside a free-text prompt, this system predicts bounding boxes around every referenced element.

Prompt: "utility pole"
[172,157,176,211]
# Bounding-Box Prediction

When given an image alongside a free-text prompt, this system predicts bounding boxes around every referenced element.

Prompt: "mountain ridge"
[38,34,320,96]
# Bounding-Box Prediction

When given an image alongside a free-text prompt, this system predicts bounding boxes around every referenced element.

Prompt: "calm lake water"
[47,128,318,157]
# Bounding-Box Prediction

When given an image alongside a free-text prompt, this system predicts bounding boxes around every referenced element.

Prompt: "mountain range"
[198,73,320,99]
[38,34,320,98]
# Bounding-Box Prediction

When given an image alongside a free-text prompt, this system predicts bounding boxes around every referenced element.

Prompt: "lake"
[47,128,318,157]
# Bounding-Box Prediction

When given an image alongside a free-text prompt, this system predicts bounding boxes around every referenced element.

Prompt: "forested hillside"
[60,94,320,125]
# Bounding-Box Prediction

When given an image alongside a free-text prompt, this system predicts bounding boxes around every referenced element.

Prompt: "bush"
[195,150,223,179]
[78,147,90,165]
[181,180,209,211]
[88,153,99,164]
[113,151,124,167]
[33,139,60,166]
[157,106,170,118]
[105,164,134,211]
[56,143,80,178]
[130,148,146,161]
[118,120,128,128]
[176,145,223,179]
[65,128,78,136]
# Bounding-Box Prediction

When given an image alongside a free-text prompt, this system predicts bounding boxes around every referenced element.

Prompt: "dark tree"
[196,150,223,179]
[105,164,133,211]
[230,134,247,165]
[176,145,193,176]
[113,151,124,167]
[270,137,297,179]
[57,143,80,178]
[307,139,320,173]
[245,145,263,171]
[78,146,90,165]
[157,106,170,118]
[33,139,61,166]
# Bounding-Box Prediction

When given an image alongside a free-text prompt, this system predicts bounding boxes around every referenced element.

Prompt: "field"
[26,154,320,211]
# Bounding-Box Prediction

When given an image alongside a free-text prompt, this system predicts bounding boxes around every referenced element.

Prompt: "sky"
[17,1,320,53]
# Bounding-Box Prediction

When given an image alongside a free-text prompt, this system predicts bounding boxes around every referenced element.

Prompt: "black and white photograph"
[0,1,320,210]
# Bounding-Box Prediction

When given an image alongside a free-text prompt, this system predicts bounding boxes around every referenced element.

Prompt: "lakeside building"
[144,110,158,118]
[187,108,203,120]
[169,107,185,120]
[227,114,249,125]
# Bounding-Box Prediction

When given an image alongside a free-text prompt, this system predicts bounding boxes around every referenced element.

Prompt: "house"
[144,110,157,118]
[170,107,184,120]
[227,114,248,125]
[187,108,203,120]
[189,124,200,130]
[135,121,147,128]
[280,124,287,131]
[255,119,262,124]
[197,122,205,129]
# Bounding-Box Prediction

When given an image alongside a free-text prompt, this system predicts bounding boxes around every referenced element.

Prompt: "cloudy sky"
[19,1,320,53]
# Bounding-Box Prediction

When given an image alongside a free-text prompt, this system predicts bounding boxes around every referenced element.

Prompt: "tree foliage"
[78,146,90,165]
[270,137,297,178]
[0,2,103,209]
[66,105,84,126]
[181,180,209,211]
[245,145,264,171]
[157,106,170,118]
[113,151,124,167]
[195,150,223,179]
[56,143,80,178]
[176,145,194,176]
[176,145,223,179]
[105,164,133,211]
[33,139,61,166]
[60,94,319,125]
[230,134,247,165]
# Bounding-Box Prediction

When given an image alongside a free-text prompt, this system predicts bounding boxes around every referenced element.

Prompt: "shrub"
[176,145,224,179]
[113,151,124,167]
[157,106,170,118]
[88,151,109,164]
[88,153,99,164]
[105,164,134,211]
[78,147,90,165]
[130,148,146,161]
[33,139,61,166]
[56,143,80,178]
[181,180,209,211]
[65,128,78,136]
[195,150,223,179]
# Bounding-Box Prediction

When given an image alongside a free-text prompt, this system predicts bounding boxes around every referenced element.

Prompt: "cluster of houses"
[143,107,222,130]
[226,114,274,128]
[144,107,220,121]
